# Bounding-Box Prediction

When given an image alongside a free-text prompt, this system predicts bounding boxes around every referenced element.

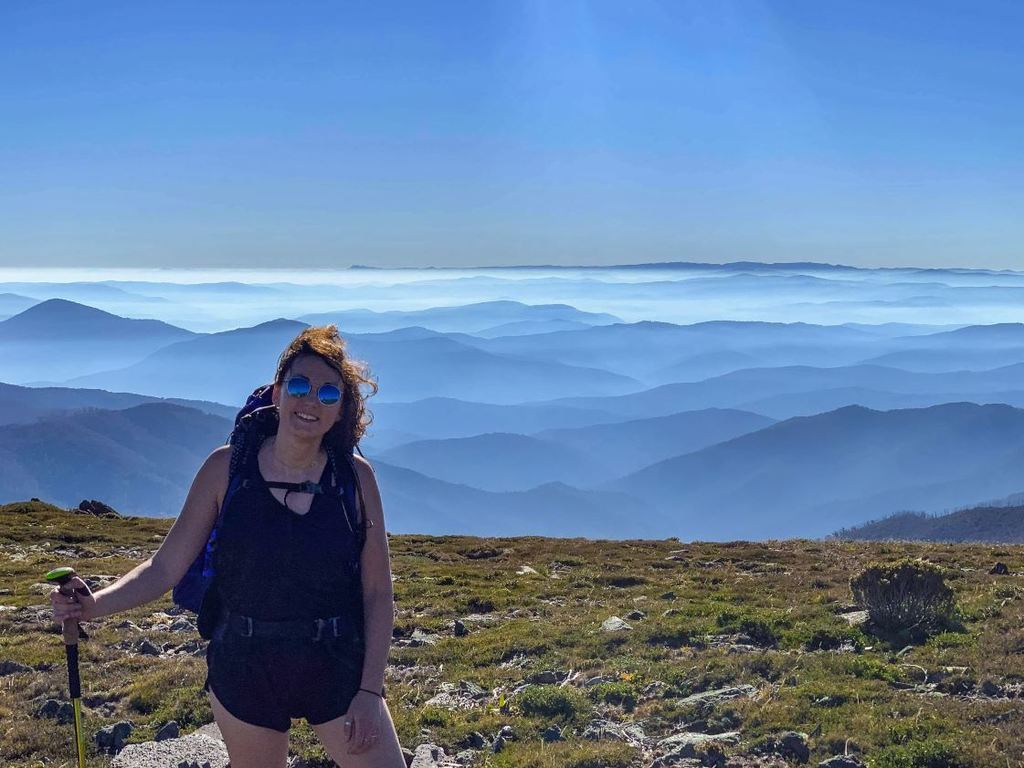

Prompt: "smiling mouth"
[294,412,319,423]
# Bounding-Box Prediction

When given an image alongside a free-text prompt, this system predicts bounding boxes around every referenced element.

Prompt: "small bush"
[850,559,958,641]
[871,738,969,768]
[490,739,636,768]
[419,707,452,727]
[927,631,972,650]
[586,682,637,712]
[516,685,590,721]
[745,655,782,682]
[644,624,699,649]
[738,619,778,647]
[465,596,495,613]
[804,628,862,652]
[849,657,901,683]
[716,611,780,647]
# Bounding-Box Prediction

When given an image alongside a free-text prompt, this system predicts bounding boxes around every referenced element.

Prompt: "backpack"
[172,383,369,639]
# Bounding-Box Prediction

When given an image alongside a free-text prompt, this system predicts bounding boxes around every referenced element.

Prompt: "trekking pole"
[45,566,88,768]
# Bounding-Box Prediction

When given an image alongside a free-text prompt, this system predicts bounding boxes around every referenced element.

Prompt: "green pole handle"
[45,567,88,768]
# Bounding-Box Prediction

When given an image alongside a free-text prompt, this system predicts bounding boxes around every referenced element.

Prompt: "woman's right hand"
[48,576,96,625]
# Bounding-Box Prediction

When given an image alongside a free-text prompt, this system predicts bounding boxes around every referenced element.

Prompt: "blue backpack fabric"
[172,383,368,638]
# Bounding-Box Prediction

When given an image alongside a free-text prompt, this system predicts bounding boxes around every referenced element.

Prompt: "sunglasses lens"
[286,377,311,397]
[318,384,341,405]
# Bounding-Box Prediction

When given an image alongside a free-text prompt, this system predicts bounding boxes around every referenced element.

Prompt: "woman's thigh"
[208,687,290,768]
[312,700,405,768]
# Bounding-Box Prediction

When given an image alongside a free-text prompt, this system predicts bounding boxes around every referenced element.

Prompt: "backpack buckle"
[240,615,253,638]
[312,617,341,641]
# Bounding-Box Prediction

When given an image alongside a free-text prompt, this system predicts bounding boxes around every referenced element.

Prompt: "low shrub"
[419,707,453,727]
[870,738,969,768]
[804,627,862,652]
[849,657,902,683]
[516,685,591,722]
[586,681,637,712]
[850,559,958,641]
[716,611,783,648]
[643,624,699,649]
[490,739,636,768]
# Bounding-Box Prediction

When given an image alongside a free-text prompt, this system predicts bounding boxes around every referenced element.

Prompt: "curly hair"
[274,324,378,454]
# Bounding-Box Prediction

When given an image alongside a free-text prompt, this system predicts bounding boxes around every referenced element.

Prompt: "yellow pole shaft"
[72,697,86,768]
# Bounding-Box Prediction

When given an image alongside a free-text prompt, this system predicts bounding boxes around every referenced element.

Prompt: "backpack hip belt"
[218,609,360,642]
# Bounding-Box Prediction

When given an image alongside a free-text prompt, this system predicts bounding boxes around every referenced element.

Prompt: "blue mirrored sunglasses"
[284,375,342,406]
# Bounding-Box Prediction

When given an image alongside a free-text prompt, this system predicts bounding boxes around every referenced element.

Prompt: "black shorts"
[204,634,365,732]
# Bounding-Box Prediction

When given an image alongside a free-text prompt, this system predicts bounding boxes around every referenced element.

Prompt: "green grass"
[2,501,1024,766]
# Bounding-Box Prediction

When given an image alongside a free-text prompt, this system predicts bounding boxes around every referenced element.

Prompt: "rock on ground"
[677,685,757,706]
[110,733,229,768]
[819,756,864,768]
[410,743,462,767]
[423,680,491,710]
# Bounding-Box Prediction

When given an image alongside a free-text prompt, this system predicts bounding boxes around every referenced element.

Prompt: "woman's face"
[272,354,344,440]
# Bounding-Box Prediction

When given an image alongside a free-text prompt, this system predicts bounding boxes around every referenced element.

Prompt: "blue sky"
[1,1,1021,269]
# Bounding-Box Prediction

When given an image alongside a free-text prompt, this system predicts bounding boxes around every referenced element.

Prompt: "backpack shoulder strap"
[207,439,247,553]
[212,394,276,540]
[326,446,370,552]
[350,451,370,532]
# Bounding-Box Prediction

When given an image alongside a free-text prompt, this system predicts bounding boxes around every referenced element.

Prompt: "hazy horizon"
[6,261,1024,333]
[5,257,1024,282]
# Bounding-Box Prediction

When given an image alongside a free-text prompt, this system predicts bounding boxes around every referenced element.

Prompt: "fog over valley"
[3,262,1023,541]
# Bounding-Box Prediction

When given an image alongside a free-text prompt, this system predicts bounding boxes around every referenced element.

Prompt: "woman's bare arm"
[59,446,230,622]
[353,455,395,695]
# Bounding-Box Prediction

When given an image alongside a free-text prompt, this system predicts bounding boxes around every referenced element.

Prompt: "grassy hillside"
[1,500,1023,767]
[835,505,1024,543]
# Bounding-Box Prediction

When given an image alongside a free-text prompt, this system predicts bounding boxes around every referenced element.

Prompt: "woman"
[49,325,406,768]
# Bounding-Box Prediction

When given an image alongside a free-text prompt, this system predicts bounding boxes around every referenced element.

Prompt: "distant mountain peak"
[246,318,309,331]
[0,298,193,340]
[12,297,117,321]
[943,323,1024,338]
[629,320,681,329]
[356,326,444,340]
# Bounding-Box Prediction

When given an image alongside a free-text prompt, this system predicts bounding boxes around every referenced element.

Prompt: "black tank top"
[213,453,364,624]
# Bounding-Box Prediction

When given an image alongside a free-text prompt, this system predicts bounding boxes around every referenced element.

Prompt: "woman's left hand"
[343,690,384,754]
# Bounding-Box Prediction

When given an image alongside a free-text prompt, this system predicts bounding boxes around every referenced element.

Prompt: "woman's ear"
[272,382,281,408]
